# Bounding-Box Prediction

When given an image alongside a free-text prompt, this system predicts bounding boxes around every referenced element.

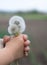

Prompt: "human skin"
[0,34,30,65]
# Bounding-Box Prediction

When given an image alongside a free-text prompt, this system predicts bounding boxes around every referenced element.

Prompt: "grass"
[0,13,47,20]
[0,30,9,38]
[16,13,47,20]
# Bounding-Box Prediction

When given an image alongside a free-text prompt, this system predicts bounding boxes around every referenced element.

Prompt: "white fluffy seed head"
[9,16,26,33]
[8,24,19,35]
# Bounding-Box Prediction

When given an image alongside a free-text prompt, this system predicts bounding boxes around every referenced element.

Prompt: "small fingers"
[23,34,28,41]
[24,52,29,56]
[24,46,30,52]
[24,46,30,56]
[24,40,30,46]
[3,35,10,43]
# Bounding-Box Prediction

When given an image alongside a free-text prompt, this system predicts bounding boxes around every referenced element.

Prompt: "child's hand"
[3,34,30,57]
[23,34,30,56]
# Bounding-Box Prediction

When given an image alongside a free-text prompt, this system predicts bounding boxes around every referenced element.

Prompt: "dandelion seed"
[8,24,19,35]
[9,16,26,33]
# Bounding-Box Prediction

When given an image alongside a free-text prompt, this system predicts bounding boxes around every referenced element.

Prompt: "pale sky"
[0,0,47,13]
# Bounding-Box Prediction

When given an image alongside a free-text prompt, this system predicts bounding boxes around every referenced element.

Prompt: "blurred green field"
[0,12,47,65]
[0,12,47,20]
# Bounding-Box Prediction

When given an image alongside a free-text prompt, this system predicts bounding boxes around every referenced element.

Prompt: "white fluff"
[8,24,19,35]
[9,16,26,33]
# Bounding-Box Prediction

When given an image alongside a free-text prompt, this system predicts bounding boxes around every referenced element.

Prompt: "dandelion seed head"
[9,16,26,33]
[8,24,19,35]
